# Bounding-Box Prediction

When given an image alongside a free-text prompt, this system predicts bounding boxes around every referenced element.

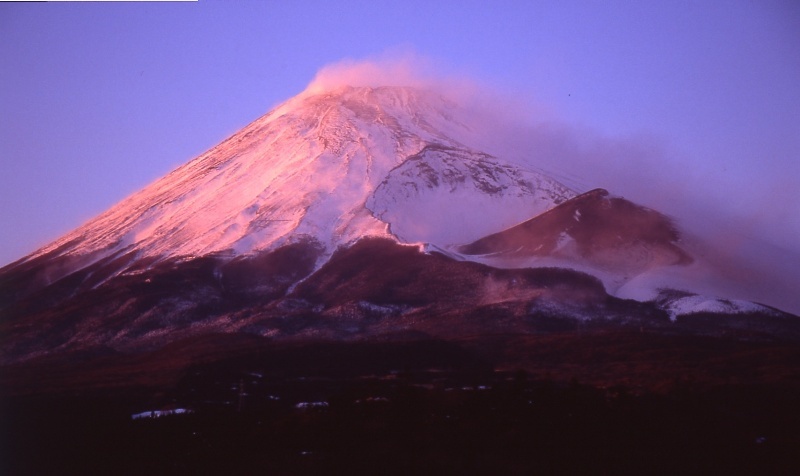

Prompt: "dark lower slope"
[290,237,611,312]
[2,237,797,367]
[1,236,798,399]
[0,236,636,363]
[238,237,675,341]
[0,238,324,363]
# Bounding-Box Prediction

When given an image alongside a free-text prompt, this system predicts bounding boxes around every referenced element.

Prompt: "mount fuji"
[1,84,798,377]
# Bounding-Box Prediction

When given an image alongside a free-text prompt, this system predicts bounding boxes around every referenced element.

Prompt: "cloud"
[300,53,800,313]
[298,50,529,120]
[473,112,800,313]
[302,50,465,96]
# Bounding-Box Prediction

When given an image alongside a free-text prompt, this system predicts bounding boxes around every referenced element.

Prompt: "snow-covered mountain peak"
[20,85,575,280]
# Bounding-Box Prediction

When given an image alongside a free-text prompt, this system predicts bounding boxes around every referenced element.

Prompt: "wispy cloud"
[303,53,800,313]
[303,50,459,95]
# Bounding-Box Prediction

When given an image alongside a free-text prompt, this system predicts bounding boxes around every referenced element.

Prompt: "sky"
[1,0,799,270]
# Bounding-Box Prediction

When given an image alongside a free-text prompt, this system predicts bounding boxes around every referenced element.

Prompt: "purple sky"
[1,0,799,268]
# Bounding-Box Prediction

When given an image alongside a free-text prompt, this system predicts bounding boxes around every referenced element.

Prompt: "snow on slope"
[368,144,574,245]
[654,291,781,322]
[22,86,575,277]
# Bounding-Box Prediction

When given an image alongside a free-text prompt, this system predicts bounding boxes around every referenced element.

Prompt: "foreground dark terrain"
[3,335,800,475]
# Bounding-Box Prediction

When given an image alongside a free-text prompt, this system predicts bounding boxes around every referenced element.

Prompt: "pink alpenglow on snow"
[7,61,798,315]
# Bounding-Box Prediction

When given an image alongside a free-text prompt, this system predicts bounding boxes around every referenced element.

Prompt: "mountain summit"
[19,86,572,279]
[0,85,796,366]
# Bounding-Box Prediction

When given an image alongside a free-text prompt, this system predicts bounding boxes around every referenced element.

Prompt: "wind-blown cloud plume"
[303,51,466,95]
[299,54,800,314]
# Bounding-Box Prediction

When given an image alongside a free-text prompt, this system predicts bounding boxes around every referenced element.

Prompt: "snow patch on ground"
[658,293,776,321]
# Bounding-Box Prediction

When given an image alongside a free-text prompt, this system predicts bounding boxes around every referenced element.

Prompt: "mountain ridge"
[3,86,576,299]
[1,84,797,368]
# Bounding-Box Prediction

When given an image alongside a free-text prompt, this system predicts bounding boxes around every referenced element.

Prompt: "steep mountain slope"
[2,86,574,305]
